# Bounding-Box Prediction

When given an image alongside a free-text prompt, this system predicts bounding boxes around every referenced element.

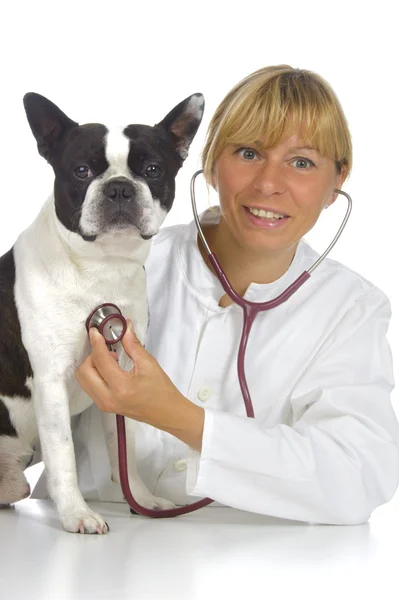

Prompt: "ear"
[23,93,79,162]
[330,165,349,206]
[210,170,217,191]
[156,93,205,161]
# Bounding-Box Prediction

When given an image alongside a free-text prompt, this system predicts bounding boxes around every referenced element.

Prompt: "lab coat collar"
[178,206,319,310]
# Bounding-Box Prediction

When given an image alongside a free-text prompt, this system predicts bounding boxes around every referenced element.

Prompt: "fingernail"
[89,327,99,338]
[127,319,133,333]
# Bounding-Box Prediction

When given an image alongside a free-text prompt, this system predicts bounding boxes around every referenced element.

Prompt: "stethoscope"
[86,169,352,518]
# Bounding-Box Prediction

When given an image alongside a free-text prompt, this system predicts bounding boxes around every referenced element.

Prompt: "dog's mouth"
[77,193,161,242]
[104,209,156,239]
[108,211,136,227]
[78,215,156,241]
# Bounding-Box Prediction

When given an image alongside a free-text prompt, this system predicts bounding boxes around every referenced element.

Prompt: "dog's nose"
[105,178,134,202]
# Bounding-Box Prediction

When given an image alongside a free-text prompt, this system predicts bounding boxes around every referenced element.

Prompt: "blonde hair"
[201,65,352,183]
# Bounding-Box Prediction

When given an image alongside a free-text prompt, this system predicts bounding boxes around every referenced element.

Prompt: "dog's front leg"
[102,412,175,511]
[34,378,109,533]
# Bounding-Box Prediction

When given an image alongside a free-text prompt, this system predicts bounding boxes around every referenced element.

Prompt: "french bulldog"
[0,91,204,532]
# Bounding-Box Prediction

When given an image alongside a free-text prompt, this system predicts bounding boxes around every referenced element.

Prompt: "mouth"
[109,211,136,226]
[243,205,291,230]
[106,212,155,239]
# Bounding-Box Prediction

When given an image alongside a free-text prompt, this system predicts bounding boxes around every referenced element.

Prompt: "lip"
[243,204,290,217]
[242,205,291,230]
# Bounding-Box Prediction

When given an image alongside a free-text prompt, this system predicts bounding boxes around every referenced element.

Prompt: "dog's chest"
[15,250,148,386]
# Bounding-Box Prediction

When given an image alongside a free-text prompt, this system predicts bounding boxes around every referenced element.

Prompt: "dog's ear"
[23,93,78,162]
[156,93,204,161]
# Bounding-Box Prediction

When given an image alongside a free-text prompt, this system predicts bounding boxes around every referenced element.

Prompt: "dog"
[0,91,204,533]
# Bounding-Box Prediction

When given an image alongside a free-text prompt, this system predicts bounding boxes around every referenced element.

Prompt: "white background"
[1,0,398,596]
[2,1,397,308]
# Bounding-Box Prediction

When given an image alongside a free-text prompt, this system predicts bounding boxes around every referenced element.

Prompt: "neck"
[28,195,151,271]
[198,221,298,297]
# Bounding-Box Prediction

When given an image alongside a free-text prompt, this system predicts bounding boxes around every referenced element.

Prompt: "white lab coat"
[32,207,399,525]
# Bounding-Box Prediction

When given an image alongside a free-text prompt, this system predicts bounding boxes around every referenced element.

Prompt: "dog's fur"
[0,92,204,532]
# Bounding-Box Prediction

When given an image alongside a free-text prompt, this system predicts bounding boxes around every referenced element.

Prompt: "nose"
[252,161,286,196]
[105,178,134,202]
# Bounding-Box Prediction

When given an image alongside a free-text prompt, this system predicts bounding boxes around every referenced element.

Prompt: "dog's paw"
[142,495,176,510]
[60,508,109,534]
[150,495,176,510]
[0,475,31,505]
[127,491,176,511]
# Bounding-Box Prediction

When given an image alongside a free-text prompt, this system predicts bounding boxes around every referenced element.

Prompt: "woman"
[44,65,399,524]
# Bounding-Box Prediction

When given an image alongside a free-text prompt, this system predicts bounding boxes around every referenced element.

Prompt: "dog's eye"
[144,165,161,179]
[74,166,93,179]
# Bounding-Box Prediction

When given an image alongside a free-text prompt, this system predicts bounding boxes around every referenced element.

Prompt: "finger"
[89,328,125,386]
[121,321,149,365]
[75,352,117,386]
[75,354,114,411]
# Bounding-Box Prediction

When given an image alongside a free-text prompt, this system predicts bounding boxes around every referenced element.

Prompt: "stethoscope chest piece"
[85,303,127,347]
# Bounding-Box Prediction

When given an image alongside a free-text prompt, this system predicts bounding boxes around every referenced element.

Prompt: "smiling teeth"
[248,208,287,219]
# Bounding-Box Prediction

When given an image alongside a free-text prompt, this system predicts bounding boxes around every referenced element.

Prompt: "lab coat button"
[197,387,212,402]
[173,459,187,472]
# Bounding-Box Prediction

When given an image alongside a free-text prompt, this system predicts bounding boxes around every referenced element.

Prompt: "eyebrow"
[252,141,319,153]
[287,146,319,153]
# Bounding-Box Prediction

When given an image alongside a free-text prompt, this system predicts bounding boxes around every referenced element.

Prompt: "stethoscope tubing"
[110,170,352,517]
[192,169,352,418]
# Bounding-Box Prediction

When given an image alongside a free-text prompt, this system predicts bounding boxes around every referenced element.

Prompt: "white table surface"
[1,487,399,600]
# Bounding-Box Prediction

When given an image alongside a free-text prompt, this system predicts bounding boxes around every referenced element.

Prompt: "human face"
[212,133,347,256]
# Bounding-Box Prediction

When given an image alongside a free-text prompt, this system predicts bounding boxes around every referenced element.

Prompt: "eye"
[144,164,162,178]
[292,157,315,169]
[74,165,93,179]
[237,148,258,160]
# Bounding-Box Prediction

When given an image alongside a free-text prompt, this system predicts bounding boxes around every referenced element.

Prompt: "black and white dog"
[0,91,204,533]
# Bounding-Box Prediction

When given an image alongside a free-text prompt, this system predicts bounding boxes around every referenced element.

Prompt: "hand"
[75,321,204,451]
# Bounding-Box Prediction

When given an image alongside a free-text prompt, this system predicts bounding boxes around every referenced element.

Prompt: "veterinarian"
[36,65,399,524]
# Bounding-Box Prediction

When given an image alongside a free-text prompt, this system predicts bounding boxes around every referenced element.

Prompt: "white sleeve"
[185,288,399,525]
